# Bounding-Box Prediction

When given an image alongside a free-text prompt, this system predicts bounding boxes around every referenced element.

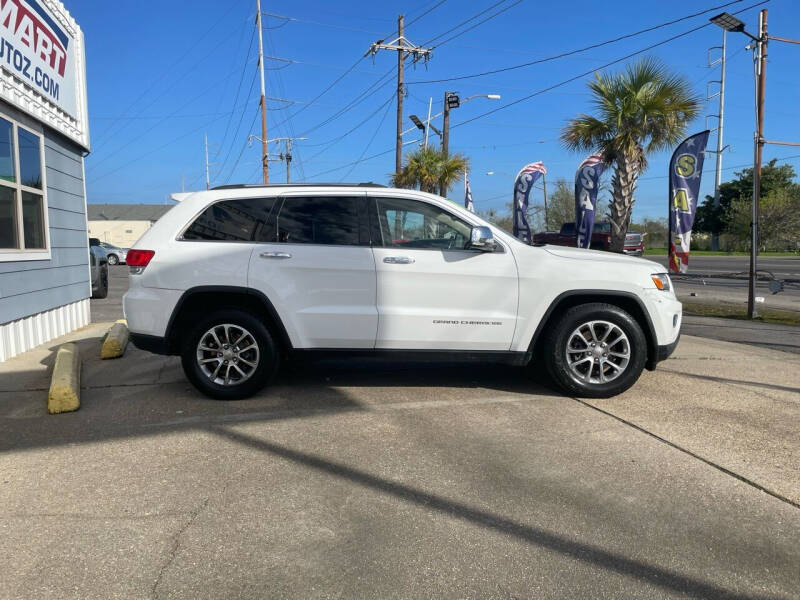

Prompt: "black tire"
[180,309,279,400]
[107,253,119,265]
[542,303,646,398]
[92,266,109,299]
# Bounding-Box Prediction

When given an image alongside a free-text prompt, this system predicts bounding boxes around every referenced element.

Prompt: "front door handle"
[383,256,415,264]
[260,251,292,259]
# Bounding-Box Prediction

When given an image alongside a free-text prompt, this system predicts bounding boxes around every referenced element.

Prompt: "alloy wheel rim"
[565,320,630,385]
[196,324,260,386]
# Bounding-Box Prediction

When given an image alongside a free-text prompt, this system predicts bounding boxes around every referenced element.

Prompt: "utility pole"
[256,0,269,184]
[424,97,432,148]
[708,30,727,252]
[366,16,432,176]
[204,133,211,190]
[248,135,306,184]
[748,9,767,318]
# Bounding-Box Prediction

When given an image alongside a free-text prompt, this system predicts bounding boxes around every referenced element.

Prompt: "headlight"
[651,273,671,292]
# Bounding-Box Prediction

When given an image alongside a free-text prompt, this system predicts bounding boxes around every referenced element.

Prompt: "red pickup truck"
[533,222,613,250]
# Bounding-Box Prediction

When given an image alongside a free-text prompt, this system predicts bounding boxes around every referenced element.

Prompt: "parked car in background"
[99,241,128,265]
[123,184,681,401]
[89,244,108,299]
[89,237,128,265]
[624,232,645,256]
[533,221,613,251]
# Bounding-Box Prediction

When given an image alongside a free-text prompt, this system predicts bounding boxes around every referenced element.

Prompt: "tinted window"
[273,196,359,245]
[183,197,275,241]
[0,117,14,184]
[374,197,472,250]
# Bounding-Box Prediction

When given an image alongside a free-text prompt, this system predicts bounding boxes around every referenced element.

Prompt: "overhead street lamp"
[440,92,500,195]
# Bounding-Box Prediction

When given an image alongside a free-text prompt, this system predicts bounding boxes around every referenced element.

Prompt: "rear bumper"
[130,333,169,355]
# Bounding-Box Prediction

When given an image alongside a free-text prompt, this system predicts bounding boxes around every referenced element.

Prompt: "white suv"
[123,184,681,400]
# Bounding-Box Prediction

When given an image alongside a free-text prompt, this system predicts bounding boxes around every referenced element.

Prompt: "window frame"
[0,113,50,262]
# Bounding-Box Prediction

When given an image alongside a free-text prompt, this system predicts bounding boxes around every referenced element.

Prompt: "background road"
[649,255,800,314]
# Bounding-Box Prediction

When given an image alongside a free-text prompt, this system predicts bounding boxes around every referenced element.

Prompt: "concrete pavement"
[0,324,798,599]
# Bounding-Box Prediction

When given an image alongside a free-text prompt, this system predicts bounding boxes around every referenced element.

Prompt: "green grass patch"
[644,249,799,257]
[681,299,800,326]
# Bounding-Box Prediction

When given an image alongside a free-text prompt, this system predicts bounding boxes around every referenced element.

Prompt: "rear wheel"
[543,303,646,398]
[181,309,278,400]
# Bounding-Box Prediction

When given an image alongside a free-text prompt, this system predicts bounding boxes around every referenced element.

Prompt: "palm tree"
[392,146,469,196]
[562,58,701,252]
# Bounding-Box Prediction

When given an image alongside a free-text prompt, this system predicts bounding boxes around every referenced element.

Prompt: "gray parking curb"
[101,320,129,359]
[47,343,81,414]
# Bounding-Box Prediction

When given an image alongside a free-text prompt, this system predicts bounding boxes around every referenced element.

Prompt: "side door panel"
[370,196,519,351]
[247,193,378,349]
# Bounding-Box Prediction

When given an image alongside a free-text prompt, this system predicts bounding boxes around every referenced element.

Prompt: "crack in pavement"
[151,495,211,600]
[570,396,800,510]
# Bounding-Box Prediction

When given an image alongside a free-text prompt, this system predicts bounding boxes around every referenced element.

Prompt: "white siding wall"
[0,298,89,361]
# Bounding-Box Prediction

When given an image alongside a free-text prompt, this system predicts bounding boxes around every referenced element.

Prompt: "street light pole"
[749,9,768,318]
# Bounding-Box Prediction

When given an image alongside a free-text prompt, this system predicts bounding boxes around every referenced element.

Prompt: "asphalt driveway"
[0,321,798,599]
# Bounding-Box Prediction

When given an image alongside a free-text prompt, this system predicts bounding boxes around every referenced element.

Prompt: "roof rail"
[210,182,386,191]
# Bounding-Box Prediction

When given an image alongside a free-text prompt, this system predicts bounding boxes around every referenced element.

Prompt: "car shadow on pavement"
[208,424,772,600]
[0,347,558,455]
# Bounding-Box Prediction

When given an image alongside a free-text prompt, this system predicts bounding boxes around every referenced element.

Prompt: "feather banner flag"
[513,161,546,243]
[464,170,474,212]
[574,154,607,249]
[668,130,710,273]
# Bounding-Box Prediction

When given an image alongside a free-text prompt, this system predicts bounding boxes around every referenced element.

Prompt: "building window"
[0,114,48,259]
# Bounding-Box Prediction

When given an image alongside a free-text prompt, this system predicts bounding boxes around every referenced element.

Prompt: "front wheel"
[181,309,279,400]
[107,253,119,265]
[542,303,647,398]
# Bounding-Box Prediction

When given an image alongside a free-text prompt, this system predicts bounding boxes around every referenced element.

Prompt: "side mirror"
[469,226,497,252]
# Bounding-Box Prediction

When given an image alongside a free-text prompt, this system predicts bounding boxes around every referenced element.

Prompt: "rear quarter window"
[182,198,276,241]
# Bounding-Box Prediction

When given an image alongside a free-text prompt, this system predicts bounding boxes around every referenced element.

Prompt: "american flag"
[464,170,474,212]
[578,154,603,169]
[518,161,547,176]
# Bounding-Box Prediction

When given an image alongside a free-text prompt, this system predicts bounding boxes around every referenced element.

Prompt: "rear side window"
[182,198,275,241]
[272,196,360,245]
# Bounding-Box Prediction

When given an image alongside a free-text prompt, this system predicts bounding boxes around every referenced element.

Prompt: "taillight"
[127,249,154,272]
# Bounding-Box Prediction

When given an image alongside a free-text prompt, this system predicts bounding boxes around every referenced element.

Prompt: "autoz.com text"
[0,37,59,101]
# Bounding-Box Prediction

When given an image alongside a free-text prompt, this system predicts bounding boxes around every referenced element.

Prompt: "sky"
[69,0,800,222]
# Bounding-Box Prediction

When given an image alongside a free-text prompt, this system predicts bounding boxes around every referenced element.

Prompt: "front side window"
[272,196,360,245]
[182,197,276,241]
[374,197,472,250]
[0,116,47,253]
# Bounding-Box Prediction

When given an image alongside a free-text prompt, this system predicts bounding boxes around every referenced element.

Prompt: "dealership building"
[0,0,89,361]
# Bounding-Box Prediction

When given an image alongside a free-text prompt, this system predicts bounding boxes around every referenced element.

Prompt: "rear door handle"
[260,251,292,259]
[383,256,415,264]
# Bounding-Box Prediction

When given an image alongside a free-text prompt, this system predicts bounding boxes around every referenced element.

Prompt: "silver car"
[97,241,128,265]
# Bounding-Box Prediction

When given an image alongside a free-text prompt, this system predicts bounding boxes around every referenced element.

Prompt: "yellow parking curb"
[101,321,129,359]
[48,343,81,414]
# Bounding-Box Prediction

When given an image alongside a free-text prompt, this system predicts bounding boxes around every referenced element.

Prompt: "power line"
[215,70,259,181]
[215,26,257,162]
[409,0,746,84]
[451,0,770,131]
[92,8,247,151]
[421,0,514,46]
[429,0,523,49]
[261,12,385,35]
[340,95,395,181]
[305,0,768,180]
[406,0,449,27]
[225,107,261,184]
